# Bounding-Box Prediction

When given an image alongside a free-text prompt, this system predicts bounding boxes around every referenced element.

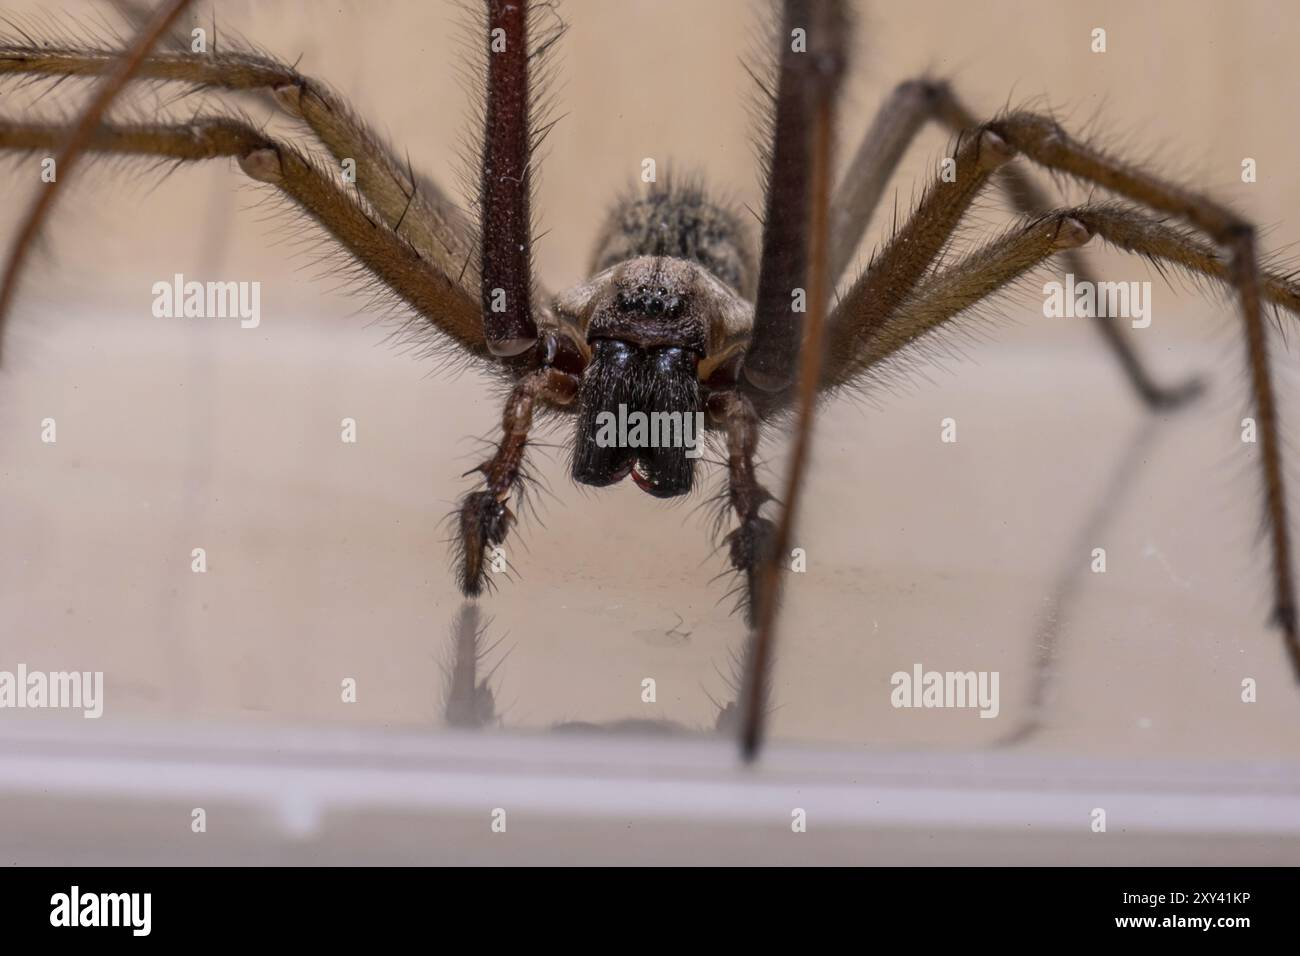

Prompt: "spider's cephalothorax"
[4,0,1300,759]
[563,185,756,498]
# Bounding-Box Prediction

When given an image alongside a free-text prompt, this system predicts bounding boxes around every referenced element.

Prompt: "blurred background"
[1,0,1299,863]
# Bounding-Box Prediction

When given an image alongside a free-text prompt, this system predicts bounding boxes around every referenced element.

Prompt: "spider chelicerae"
[2,0,1299,759]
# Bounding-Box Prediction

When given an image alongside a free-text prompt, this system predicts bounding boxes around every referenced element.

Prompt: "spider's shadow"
[436,599,741,737]
[996,412,1170,746]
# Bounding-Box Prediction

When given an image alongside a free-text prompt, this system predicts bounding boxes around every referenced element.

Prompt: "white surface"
[3,720,1299,865]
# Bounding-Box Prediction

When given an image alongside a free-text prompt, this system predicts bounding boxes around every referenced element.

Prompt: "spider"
[2,0,1299,760]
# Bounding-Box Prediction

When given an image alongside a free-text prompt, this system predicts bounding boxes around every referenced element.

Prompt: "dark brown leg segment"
[457,367,578,596]
[743,0,847,393]
[738,0,847,760]
[480,0,539,358]
[711,391,776,625]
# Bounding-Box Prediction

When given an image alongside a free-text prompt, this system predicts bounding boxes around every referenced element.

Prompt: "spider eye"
[614,286,685,318]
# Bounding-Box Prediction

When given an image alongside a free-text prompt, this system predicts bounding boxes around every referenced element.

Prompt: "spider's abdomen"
[591,180,756,298]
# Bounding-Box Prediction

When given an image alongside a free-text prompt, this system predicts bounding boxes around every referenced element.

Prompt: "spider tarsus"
[726,515,778,626]
[457,489,513,597]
